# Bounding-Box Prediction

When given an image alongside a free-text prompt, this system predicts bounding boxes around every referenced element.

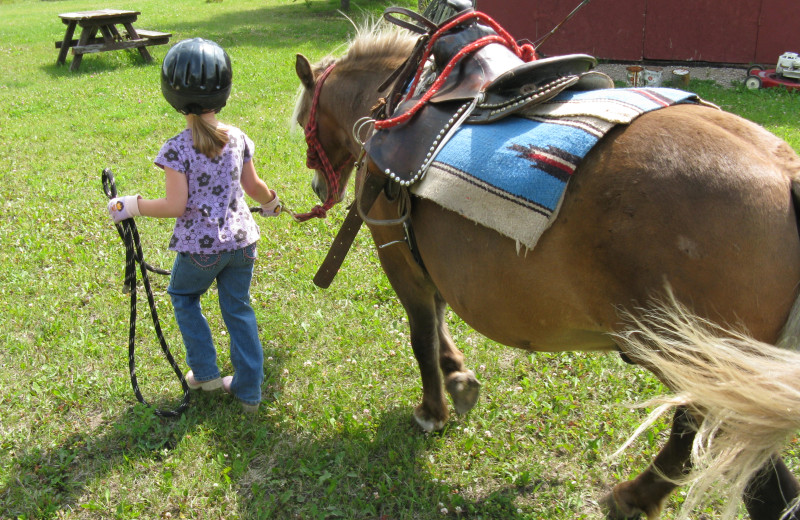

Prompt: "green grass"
[1,0,799,518]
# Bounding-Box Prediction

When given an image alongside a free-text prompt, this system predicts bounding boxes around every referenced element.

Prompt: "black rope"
[102,168,190,417]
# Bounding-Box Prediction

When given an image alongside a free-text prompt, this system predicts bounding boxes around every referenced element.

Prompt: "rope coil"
[102,168,190,417]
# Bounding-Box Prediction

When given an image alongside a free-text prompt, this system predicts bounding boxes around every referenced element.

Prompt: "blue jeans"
[167,243,263,406]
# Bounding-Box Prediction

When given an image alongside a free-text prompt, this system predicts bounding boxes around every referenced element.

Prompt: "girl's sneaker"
[222,376,260,413]
[185,370,224,391]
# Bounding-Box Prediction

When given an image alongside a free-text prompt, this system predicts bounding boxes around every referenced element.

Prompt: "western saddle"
[364,0,613,186]
[312,1,614,288]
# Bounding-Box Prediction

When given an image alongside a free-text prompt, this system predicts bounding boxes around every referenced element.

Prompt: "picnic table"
[55,9,171,71]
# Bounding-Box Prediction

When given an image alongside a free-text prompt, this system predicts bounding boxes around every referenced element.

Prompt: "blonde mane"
[336,21,417,75]
[291,20,417,130]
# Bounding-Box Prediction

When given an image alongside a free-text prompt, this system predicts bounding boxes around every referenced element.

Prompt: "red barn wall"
[476,0,800,65]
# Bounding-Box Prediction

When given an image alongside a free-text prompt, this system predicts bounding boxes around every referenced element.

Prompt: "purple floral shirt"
[155,126,260,254]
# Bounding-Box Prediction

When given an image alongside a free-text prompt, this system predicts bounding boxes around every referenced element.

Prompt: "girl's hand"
[260,190,281,217]
[107,195,141,223]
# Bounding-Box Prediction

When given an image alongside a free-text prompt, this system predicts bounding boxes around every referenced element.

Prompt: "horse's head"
[294,55,355,212]
[292,26,417,219]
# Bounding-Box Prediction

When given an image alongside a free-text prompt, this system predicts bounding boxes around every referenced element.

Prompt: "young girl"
[107,38,279,413]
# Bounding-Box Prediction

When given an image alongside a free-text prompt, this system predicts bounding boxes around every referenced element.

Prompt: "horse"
[291,23,800,520]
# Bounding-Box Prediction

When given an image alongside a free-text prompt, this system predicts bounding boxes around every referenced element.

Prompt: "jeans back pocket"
[243,243,258,261]
[189,252,222,270]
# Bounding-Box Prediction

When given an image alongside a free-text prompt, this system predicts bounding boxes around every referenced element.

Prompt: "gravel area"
[594,62,748,88]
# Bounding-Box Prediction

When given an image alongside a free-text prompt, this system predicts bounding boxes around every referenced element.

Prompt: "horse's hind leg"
[744,456,800,520]
[603,406,696,519]
[435,292,480,415]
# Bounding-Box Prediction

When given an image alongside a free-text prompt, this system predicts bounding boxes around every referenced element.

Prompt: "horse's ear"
[296,54,316,91]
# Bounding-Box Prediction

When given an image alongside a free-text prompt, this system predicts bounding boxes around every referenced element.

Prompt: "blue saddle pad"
[411,87,700,250]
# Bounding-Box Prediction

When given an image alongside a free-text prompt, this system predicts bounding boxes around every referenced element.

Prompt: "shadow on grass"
[41,50,158,77]
[1,402,189,517]
[1,397,544,519]
[162,1,400,52]
[231,407,541,519]
[38,1,400,78]
[0,345,289,518]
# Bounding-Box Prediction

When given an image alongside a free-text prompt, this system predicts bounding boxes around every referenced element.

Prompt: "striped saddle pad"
[411,87,700,251]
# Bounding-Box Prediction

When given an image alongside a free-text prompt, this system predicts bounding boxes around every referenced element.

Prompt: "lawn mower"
[745,51,800,91]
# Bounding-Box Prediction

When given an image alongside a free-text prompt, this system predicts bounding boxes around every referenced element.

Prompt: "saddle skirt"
[409,87,701,252]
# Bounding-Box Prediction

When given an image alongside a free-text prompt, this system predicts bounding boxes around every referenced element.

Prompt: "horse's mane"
[291,21,417,130]
[336,21,417,75]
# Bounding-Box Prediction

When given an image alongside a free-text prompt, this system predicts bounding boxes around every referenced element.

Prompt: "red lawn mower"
[745,52,800,91]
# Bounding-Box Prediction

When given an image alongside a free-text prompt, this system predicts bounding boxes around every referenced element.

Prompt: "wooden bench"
[135,30,171,45]
[55,30,171,51]
[55,10,171,71]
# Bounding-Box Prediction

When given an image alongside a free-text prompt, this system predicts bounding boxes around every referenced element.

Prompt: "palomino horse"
[292,24,800,520]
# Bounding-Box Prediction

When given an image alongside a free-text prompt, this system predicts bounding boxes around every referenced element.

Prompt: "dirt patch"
[594,62,747,89]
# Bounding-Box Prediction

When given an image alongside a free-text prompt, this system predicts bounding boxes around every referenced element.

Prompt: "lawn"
[1,0,799,518]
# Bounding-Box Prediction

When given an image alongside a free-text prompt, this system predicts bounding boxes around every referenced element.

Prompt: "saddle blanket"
[410,87,699,251]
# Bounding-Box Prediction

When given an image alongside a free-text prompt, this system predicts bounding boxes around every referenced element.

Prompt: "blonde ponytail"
[188,114,229,158]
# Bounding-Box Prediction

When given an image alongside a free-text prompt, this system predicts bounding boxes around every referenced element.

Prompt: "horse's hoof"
[445,369,481,415]
[599,490,644,520]
[414,405,448,432]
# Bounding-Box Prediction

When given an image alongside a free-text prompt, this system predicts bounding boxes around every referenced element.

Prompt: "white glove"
[260,191,281,217]
[107,195,141,223]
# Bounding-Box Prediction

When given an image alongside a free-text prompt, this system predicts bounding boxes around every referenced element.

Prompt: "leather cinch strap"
[313,175,386,288]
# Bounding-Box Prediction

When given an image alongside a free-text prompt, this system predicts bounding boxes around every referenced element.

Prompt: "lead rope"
[102,168,190,417]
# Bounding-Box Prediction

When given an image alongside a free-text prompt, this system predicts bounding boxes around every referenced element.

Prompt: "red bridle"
[295,63,355,222]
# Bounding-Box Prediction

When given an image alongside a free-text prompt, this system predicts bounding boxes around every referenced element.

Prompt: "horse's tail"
[613,291,800,520]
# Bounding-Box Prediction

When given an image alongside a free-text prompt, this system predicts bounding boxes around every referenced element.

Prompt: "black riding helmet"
[161,38,232,115]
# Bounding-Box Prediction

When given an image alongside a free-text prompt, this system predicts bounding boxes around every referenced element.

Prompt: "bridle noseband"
[296,63,355,221]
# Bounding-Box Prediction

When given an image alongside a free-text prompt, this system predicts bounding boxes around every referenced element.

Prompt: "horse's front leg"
[602,406,696,519]
[368,215,477,430]
[368,216,450,430]
[435,292,480,415]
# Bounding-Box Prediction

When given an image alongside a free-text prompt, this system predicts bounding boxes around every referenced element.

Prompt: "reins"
[102,168,190,417]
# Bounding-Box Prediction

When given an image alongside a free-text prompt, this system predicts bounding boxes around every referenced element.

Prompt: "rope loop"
[293,204,329,222]
[102,168,190,418]
[374,10,538,131]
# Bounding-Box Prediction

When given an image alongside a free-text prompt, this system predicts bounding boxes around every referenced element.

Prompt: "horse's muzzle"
[311,171,328,203]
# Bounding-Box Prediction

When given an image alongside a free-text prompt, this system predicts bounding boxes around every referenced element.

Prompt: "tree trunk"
[341,0,350,10]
